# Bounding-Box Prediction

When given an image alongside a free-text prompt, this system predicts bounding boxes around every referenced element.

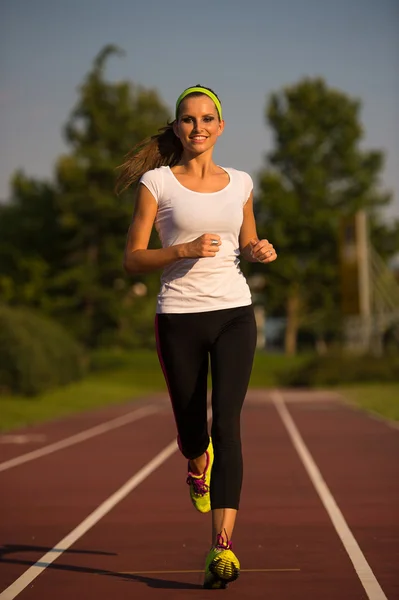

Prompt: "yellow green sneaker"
[186,438,214,513]
[203,533,240,589]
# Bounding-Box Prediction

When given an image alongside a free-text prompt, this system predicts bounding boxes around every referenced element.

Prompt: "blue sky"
[1,0,398,218]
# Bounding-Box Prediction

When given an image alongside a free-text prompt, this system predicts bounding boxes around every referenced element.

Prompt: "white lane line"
[0,407,212,598]
[272,390,388,600]
[0,437,179,599]
[0,405,158,473]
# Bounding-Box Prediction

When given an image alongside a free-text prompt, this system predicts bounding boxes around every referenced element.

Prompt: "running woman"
[117,85,277,589]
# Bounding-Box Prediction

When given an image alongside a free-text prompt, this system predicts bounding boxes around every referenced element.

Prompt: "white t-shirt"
[139,165,253,314]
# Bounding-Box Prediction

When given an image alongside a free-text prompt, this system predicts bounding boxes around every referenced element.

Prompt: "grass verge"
[1,349,397,432]
[340,383,399,422]
[0,350,305,432]
[0,351,166,432]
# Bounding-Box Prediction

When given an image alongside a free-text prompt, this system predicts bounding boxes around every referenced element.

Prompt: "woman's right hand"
[182,234,221,258]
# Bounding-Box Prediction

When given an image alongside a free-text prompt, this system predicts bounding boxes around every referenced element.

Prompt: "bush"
[279,352,399,387]
[89,347,136,372]
[0,305,85,395]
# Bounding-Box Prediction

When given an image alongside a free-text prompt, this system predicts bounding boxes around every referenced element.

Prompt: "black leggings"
[155,305,257,510]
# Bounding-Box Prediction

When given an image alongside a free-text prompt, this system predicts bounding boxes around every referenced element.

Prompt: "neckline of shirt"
[166,166,232,195]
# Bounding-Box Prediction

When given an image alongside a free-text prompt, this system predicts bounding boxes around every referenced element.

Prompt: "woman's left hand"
[250,238,277,264]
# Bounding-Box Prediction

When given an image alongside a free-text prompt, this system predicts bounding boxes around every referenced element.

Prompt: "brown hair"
[115,85,221,194]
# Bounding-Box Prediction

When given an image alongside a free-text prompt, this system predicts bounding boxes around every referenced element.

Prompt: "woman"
[117,85,277,589]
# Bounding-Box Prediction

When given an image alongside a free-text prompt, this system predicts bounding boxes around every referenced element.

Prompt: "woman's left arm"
[239,192,278,264]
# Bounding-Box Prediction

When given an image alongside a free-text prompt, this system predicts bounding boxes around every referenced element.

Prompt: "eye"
[203,116,215,122]
[181,117,193,123]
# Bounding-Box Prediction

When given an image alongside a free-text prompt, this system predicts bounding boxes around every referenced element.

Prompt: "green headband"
[175,87,222,120]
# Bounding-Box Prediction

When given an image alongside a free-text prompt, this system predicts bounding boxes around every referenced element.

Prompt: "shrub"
[279,352,399,387]
[0,305,85,395]
[89,347,135,372]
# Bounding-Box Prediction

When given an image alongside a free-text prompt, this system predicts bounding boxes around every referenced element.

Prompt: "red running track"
[0,390,398,599]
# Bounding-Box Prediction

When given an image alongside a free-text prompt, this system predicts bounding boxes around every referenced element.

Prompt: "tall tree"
[1,45,170,348]
[52,45,170,346]
[0,173,64,309]
[255,78,391,354]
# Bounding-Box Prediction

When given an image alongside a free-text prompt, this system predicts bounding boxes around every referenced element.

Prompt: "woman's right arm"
[123,184,221,274]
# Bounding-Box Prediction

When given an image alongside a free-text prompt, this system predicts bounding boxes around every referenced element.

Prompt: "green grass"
[2,349,397,432]
[341,383,399,422]
[250,351,311,387]
[0,350,305,433]
[0,350,167,432]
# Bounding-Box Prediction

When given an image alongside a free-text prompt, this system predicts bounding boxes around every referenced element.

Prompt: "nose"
[191,119,202,133]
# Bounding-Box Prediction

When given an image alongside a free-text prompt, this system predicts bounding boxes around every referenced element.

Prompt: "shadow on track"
[0,544,116,557]
[0,544,203,591]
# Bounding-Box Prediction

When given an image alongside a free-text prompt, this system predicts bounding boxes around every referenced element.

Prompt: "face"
[173,95,224,154]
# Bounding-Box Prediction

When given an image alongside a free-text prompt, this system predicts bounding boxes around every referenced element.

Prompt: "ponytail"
[115,123,183,194]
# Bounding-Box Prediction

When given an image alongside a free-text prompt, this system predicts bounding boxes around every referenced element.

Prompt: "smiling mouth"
[190,136,208,142]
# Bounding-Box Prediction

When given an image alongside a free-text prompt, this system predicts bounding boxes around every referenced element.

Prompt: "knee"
[211,419,241,446]
[177,434,209,460]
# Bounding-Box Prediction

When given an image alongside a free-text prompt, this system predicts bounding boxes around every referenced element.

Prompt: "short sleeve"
[139,168,163,204]
[242,171,253,205]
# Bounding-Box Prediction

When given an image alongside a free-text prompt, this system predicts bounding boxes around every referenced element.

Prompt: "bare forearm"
[123,245,186,274]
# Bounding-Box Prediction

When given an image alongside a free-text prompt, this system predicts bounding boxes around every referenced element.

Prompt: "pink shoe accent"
[215,530,233,550]
[186,451,210,496]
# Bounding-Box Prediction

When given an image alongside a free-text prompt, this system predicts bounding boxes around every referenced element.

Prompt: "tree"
[53,45,171,346]
[0,45,171,348]
[1,46,171,347]
[0,173,65,309]
[255,78,391,355]
[370,218,399,261]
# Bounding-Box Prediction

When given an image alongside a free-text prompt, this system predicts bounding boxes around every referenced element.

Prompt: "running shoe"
[203,532,240,589]
[186,438,214,513]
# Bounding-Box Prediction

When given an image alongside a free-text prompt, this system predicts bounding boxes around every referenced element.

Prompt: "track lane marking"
[272,390,388,600]
[120,568,301,574]
[0,405,158,473]
[0,438,178,599]
[0,408,212,598]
